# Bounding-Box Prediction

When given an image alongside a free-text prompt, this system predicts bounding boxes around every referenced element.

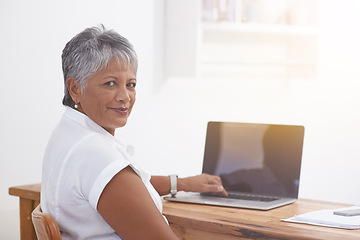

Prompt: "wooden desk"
[162,199,360,240]
[9,183,360,240]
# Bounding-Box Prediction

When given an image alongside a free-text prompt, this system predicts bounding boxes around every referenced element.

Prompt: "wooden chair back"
[32,204,62,240]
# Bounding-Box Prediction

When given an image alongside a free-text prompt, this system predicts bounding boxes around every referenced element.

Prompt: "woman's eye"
[105,81,115,87]
[127,82,136,88]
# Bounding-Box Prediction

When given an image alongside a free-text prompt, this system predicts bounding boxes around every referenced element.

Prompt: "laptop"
[165,121,305,210]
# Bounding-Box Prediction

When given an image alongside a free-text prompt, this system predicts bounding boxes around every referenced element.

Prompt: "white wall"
[1,0,360,239]
[297,0,360,203]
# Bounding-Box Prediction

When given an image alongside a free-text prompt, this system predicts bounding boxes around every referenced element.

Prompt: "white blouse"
[41,107,163,239]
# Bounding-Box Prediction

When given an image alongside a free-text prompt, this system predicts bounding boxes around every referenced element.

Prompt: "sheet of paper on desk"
[282,206,360,229]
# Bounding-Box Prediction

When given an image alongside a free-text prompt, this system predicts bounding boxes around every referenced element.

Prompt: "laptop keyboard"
[227,192,279,202]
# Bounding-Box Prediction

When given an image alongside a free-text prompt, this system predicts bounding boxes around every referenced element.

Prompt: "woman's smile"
[109,107,129,115]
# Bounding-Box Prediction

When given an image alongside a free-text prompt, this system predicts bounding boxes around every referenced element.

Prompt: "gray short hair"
[62,25,138,107]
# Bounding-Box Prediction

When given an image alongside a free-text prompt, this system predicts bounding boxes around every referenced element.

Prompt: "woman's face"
[76,59,136,135]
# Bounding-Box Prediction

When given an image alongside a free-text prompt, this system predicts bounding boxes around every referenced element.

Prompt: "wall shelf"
[165,0,318,81]
[202,59,317,66]
[203,22,318,36]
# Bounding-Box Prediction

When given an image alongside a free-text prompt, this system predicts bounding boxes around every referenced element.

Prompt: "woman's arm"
[150,174,228,197]
[97,166,178,240]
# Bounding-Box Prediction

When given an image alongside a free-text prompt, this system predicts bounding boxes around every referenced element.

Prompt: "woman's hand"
[178,174,228,197]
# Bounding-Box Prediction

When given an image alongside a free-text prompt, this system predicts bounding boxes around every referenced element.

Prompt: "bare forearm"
[150,176,170,196]
[150,176,189,196]
[151,174,228,197]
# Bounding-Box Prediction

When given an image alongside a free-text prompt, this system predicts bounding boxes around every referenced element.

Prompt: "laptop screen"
[202,122,304,199]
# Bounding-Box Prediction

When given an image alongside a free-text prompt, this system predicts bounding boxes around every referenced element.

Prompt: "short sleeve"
[67,134,131,210]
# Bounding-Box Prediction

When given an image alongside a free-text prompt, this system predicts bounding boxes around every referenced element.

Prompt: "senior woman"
[41,25,227,240]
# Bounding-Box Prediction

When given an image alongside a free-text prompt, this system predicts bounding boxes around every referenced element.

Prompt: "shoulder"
[68,133,128,169]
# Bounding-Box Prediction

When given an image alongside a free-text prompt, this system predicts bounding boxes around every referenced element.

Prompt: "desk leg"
[19,198,39,240]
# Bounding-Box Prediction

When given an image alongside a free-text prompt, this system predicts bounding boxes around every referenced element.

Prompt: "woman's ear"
[67,77,82,102]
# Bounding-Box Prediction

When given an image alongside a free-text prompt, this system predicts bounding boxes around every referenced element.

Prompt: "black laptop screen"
[202,122,304,199]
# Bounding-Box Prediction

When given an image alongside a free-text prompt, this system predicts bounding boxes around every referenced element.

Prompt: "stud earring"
[74,99,78,109]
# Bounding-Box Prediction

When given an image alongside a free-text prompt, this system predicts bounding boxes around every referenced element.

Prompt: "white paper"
[282,206,360,229]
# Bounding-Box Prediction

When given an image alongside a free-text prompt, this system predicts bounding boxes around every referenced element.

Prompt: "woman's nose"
[115,86,131,103]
